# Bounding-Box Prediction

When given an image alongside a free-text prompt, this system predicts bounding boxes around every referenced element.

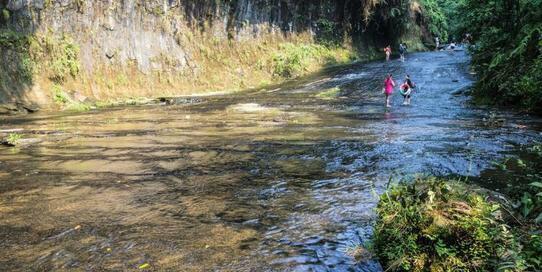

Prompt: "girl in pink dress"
[383,74,396,108]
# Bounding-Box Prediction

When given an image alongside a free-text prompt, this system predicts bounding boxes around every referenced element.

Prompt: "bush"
[50,84,90,111]
[6,133,22,145]
[373,177,528,271]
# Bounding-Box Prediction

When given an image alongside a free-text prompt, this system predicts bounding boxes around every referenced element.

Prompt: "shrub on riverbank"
[373,177,540,271]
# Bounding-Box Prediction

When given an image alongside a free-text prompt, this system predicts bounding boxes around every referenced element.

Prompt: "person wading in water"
[383,74,396,108]
[400,75,416,105]
[399,43,407,62]
[384,45,392,61]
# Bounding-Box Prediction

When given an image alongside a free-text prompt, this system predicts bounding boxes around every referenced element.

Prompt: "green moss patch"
[316,87,341,100]
[271,43,356,78]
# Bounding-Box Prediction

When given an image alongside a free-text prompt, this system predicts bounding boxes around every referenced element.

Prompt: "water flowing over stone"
[1,51,541,271]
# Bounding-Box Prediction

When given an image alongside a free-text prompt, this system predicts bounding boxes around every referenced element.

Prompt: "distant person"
[399,43,407,62]
[383,74,396,108]
[465,33,472,44]
[463,33,473,48]
[384,45,392,61]
[435,37,440,51]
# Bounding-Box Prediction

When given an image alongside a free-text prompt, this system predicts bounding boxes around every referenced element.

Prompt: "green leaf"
[139,263,150,269]
[529,182,542,188]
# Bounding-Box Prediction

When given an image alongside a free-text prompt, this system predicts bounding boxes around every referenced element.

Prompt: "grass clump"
[50,84,90,111]
[51,84,70,104]
[6,133,22,145]
[373,177,530,271]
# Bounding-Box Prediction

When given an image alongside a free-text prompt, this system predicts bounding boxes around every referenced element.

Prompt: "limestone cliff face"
[0,0,428,110]
[5,0,359,73]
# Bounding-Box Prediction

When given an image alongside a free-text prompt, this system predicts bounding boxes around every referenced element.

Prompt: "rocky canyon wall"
[0,0,429,111]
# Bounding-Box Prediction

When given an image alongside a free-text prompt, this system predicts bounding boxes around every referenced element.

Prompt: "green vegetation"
[398,0,542,112]
[456,0,541,112]
[374,177,541,271]
[372,142,542,271]
[419,0,449,41]
[0,30,80,84]
[316,87,341,100]
[51,84,70,104]
[434,0,465,41]
[6,133,22,146]
[32,33,81,83]
[315,18,342,46]
[500,143,542,224]
[0,28,82,110]
[51,84,90,111]
[0,30,35,83]
[2,8,10,22]
[49,39,80,83]
[271,43,355,78]
[519,181,542,223]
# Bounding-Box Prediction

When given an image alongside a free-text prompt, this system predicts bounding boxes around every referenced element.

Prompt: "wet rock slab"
[0,102,39,115]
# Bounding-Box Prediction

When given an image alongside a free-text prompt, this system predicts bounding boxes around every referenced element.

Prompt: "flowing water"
[1,50,542,271]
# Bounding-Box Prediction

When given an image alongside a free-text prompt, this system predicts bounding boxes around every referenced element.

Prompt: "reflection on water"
[1,51,542,271]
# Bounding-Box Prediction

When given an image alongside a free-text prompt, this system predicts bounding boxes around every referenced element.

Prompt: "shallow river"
[1,50,541,271]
